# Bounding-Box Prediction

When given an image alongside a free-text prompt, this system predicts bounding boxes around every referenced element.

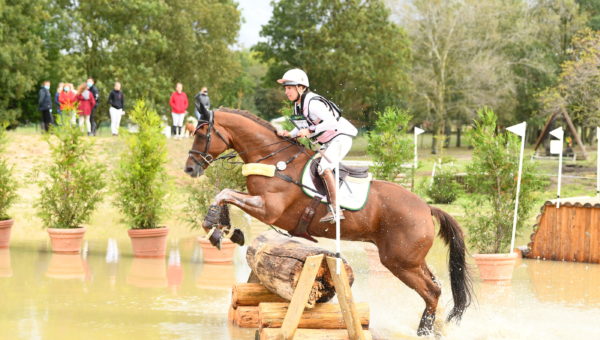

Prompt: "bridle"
[187,113,233,168]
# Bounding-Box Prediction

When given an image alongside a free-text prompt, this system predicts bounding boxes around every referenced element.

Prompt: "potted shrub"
[115,100,170,258]
[426,158,462,204]
[464,108,542,283]
[184,159,245,263]
[0,125,18,248]
[36,114,106,253]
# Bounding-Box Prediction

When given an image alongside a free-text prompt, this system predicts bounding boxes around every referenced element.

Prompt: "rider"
[276,69,357,223]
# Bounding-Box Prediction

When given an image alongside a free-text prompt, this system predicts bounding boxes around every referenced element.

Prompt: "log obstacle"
[526,197,600,263]
[246,231,355,307]
[227,231,372,339]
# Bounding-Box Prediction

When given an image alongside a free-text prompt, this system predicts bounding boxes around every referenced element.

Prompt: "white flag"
[550,127,564,140]
[507,122,526,137]
[414,127,425,136]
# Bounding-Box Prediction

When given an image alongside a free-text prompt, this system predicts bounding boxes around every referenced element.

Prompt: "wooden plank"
[279,254,325,340]
[235,306,260,328]
[561,109,588,160]
[258,302,369,329]
[591,207,600,263]
[326,256,366,340]
[259,328,373,340]
[584,206,592,262]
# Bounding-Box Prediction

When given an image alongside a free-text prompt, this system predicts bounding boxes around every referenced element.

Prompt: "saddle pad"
[301,154,372,211]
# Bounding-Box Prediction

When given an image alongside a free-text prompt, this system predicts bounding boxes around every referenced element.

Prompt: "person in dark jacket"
[38,80,53,132]
[87,78,99,136]
[108,82,125,136]
[194,87,210,120]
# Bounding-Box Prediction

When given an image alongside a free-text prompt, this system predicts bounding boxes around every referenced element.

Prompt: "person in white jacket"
[276,69,357,223]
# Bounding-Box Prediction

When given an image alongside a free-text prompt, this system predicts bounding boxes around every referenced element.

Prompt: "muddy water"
[1,226,599,340]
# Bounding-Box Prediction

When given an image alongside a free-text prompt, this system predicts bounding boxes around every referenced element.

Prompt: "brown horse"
[184,107,472,336]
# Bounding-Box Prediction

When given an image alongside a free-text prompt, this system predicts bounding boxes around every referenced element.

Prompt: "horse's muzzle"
[184,163,204,177]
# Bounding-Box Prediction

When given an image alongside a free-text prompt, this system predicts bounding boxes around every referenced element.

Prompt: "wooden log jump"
[526,197,600,263]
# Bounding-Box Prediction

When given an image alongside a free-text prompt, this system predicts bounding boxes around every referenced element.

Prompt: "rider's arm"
[308,100,338,135]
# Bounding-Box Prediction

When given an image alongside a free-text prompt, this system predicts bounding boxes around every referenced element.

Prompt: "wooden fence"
[526,197,600,264]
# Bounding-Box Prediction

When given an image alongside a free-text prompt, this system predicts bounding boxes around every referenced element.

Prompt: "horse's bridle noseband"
[188,112,232,168]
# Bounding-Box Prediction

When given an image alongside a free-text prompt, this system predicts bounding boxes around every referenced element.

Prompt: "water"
[1,230,600,339]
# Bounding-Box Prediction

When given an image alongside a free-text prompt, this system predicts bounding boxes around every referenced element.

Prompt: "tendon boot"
[319,169,344,223]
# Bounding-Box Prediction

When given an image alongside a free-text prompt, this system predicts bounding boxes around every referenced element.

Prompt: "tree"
[0,0,50,124]
[254,0,411,125]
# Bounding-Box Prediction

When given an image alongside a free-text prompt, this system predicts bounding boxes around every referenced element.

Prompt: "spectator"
[194,86,210,120]
[76,83,96,135]
[169,82,188,140]
[59,83,77,125]
[87,78,99,136]
[38,80,53,132]
[108,81,125,136]
[54,82,64,124]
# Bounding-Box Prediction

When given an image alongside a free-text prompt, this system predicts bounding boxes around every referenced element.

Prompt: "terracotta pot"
[46,253,85,280]
[47,227,86,254]
[198,237,236,264]
[128,227,169,258]
[473,252,518,284]
[0,219,14,248]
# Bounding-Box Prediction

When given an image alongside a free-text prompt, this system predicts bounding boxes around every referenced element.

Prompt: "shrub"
[426,161,461,204]
[184,159,246,229]
[366,107,413,181]
[0,126,18,220]
[36,120,106,228]
[114,100,169,229]
[464,108,543,254]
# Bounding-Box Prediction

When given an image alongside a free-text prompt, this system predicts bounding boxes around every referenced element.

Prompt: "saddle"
[308,157,369,198]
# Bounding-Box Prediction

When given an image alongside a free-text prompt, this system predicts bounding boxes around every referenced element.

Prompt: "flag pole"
[507,122,526,254]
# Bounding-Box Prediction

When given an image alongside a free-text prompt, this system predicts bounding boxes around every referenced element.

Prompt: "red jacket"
[58,91,77,111]
[77,91,96,116]
[169,91,188,114]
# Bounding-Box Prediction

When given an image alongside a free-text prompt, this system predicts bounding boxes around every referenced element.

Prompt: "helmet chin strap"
[295,85,306,103]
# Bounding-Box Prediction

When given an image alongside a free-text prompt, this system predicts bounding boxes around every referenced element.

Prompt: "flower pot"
[0,219,14,248]
[47,227,86,254]
[198,237,236,264]
[473,252,518,284]
[128,227,169,258]
[46,253,86,280]
[0,248,12,278]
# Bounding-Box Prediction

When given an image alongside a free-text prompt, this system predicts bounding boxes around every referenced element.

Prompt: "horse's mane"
[216,107,278,134]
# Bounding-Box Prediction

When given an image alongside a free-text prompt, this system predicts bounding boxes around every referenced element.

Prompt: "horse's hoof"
[208,228,223,249]
[203,204,222,228]
[229,228,245,246]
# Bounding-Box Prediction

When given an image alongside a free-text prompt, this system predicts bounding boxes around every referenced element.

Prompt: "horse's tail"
[430,205,473,323]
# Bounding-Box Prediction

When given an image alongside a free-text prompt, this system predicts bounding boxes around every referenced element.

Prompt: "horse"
[184,106,472,336]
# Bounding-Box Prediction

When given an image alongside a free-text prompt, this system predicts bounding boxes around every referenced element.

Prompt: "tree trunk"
[456,124,462,147]
[259,329,373,340]
[258,302,370,329]
[231,283,288,308]
[246,231,354,308]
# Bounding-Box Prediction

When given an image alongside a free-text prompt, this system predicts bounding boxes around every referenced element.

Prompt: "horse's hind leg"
[380,255,442,336]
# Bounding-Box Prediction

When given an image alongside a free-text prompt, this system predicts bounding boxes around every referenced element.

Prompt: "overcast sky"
[236,0,273,48]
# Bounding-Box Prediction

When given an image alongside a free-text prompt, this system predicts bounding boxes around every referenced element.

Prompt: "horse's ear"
[196,101,211,123]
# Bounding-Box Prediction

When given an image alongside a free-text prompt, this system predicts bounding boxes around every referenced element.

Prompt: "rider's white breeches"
[318,135,353,174]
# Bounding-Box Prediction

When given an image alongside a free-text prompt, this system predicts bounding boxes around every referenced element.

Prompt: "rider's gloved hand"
[296,128,310,138]
[277,130,290,137]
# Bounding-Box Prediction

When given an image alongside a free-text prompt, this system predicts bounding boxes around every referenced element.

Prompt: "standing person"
[59,83,77,125]
[87,78,99,136]
[193,87,210,120]
[169,82,188,139]
[54,82,64,124]
[38,80,53,132]
[108,82,125,136]
[276,69,357,223]
[76,83,96,135]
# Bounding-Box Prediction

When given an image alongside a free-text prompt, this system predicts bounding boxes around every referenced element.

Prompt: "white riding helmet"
[277,68,309,87]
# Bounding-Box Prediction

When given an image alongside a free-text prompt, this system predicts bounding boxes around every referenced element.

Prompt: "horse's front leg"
[210,188,284,225]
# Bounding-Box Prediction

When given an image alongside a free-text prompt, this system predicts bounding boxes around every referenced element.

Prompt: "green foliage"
[36,120,106,228]
[184,160,246,230]
[254,0,411,124]
[464,108,543,254]
[426,161,461,204]
[0,126,18,220]
[115,100,169,229]
[366,107,413,181]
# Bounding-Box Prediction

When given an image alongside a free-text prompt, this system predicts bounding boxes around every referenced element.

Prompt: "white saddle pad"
[300,155,372,211]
